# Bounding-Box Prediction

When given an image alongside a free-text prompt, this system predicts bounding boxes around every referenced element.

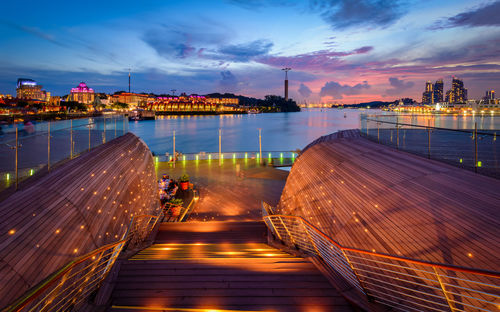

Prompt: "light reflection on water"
[129,109,500,155]
[129,108,364,154]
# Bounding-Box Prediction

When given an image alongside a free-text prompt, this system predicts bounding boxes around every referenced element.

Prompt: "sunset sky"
[1,0,499,103]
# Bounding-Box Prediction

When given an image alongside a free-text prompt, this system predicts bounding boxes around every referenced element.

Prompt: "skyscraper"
[433,79,443,103]
[422,81,433,104]
[444,77,467,104]
[485,90,495,101]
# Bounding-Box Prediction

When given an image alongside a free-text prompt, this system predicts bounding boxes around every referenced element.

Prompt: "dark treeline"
[340,98,416,108]
[206,93,300,112]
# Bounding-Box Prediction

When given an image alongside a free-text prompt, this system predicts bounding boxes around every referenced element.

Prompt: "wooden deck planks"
[277,130,500,273]
[0,133,160,309]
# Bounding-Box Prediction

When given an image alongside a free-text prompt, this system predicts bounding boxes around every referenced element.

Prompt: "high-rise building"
[68,82,95,104]
[485,90,495,101]
[422,81,433,104]
[433,79,443,103]
[16,78,49,101]
[450,77,467,103]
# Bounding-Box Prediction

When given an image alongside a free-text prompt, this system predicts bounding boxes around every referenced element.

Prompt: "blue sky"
[1,0,499,103]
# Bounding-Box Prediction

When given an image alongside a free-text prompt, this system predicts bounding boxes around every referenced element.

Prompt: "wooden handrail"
[265,214,500,279]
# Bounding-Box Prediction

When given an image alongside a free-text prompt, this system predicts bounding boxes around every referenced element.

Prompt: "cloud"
[142,24,228,59]
[298,83,312,97]
[432,1,500,29]
[319,81,370,99]
[385,77,414,95]
[312,0,406,29]
[1,20,66,47]
[218,40,273,62]
[218,70,239,92]
[257,46,373,72]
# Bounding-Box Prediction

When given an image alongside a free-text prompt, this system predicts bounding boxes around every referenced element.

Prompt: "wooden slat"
[278,130,500,273]
[0,133,160,308]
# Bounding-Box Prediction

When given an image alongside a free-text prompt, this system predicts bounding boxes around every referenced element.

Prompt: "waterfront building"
[109,92,148,108]
[485,90,495,103]
[421,81,433,104]
[446,77,467,103]
[433,79,443,103]
[16,78,50,101]
[68,82,95,104]
[148,95,240,112]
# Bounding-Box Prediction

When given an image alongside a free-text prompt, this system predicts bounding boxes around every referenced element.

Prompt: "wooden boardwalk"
[277,129,500,272]
[108,221,354,312]
[156,160,288,221]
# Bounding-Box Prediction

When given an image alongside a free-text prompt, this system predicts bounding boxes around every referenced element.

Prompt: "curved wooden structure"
[277,130,500,272]
[0,133,160,308]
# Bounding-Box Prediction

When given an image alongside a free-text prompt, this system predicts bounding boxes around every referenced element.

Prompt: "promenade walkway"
[108,221,354,312]
[155,160,288,221]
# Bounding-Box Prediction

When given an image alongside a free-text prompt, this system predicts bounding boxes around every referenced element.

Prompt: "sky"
[1,0,500,103]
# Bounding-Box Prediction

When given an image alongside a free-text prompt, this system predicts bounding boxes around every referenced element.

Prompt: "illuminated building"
[446,77,467,104]
[206,97,239,106]
[421,81,433,104]
[148,95,240,112]
[16,78,50,101]
[68,82,95,104]
[485,90,495,103]
[433,79,443,103]
[108,92,148,108]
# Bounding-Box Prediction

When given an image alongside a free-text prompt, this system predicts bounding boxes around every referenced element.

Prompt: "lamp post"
[258,128,262,165]
[282,68,291,101]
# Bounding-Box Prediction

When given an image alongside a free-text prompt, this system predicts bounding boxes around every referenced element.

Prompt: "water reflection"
[129,108,363,154]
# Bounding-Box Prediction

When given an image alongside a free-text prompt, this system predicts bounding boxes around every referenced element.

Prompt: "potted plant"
[168,198,183,217]
[179,174,190,190]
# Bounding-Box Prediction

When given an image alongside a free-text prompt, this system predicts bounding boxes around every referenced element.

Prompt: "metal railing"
[155,151,297,163]
[360,114,499,179]
[2,213,162,312]
[0,115,129,193]
[262,202,500,312]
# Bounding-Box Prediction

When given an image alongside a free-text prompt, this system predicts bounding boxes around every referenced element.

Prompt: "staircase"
[108,221,354,312]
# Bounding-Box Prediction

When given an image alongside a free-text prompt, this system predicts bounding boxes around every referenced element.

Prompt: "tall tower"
[282,68,291,101]
[433,79,443,103]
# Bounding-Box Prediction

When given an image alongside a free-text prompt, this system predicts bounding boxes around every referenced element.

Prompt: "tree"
[64,101,87,112]
[112,102,129,110]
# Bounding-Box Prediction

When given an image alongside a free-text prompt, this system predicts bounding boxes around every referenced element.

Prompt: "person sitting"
[161,174,169,182]
[168,184,178,198]
[166,179,175,191]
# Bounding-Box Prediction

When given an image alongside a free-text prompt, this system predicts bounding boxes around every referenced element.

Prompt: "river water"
[128,109,364,155]
[128,109,500,155]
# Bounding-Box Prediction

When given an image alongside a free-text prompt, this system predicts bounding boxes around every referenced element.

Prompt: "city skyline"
[1,0,500,102]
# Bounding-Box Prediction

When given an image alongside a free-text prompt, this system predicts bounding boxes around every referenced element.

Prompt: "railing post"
[474,122,478,173]
[396,117,399,149]
[69,119,73,159]
[173,130,176,168]
[88,120,91,151]
[103,118,106,144]
[219,128,222,167]
[123,117,126,135]
[114,118,117,138]
[15,127,19,190]
[432,267,455,312]
[427,119,431,159]
[377,119,380,143]
[47,122,51,172]
[258,128,262,165]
